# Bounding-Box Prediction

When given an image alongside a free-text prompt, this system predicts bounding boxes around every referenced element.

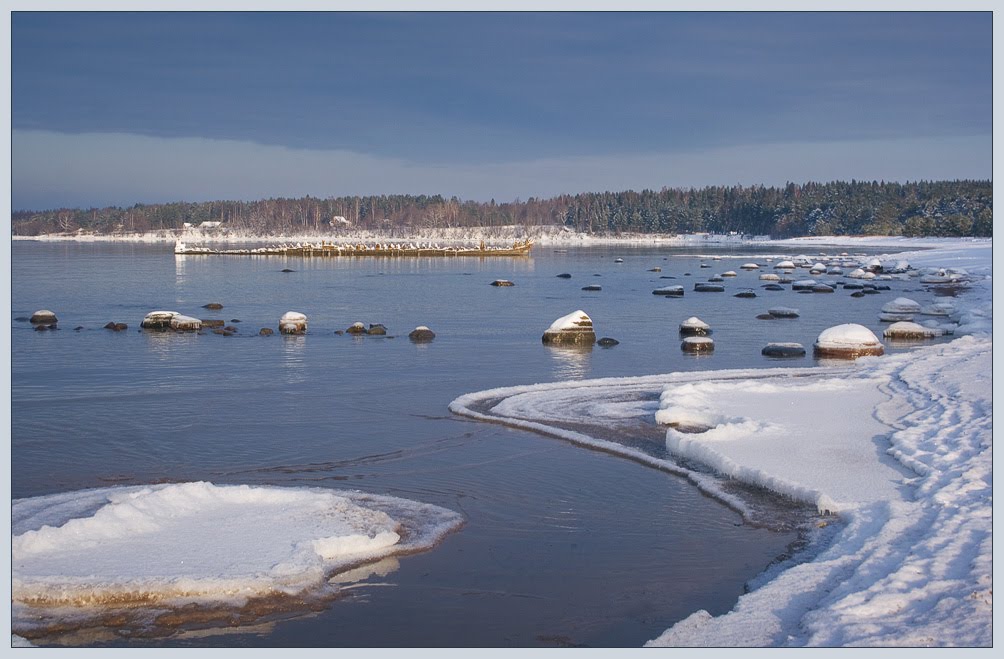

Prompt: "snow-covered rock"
[140,310,179,330]
[29,310,58,325]
[881,297,922,314]
[883,322,945,339]
[681,336,714,353]
[542,310,596,346]
[679,316,711,336]
[813,323,884,358]
[652,285,684,297]
[409,326,436,342]
[169,314,202,331]
[279,311,308,335]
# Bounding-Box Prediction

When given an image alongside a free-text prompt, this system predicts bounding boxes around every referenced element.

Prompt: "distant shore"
[14,227,991,249]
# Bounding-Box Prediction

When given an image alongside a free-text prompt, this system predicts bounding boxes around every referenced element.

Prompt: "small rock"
[648,267,662,272]
[368,324,387,335]
[733,289,756,298]
[756,313,775,320]
[693,283,725,292]
[761,342,806,358]
[202,319,226,328]
[259,328,274,336]
[597,337,619,347]
[556,273,572,279]
[202,303,223,310]
[104,322,128,331]
[74,326,84,331]
[346,322,367,334]
[491,279,515,287]
[223,326,239,333]
[768,307,799,319]
[281,268,295,273]
[581,284,602,291]
[652,286,684,297]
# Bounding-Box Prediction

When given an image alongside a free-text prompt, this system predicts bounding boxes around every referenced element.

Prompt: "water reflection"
[142,329,200,362]
[328,556,400,586]
[174,254,187,286]
[280,334,307,385]
[545,344,593,380]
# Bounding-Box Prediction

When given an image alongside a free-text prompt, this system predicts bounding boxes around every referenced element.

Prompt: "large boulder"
[813,323,884,358]
[279,311,308,335]
[542,310,596,346]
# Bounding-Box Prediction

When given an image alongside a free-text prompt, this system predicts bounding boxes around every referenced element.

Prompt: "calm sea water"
[10,240,945,647]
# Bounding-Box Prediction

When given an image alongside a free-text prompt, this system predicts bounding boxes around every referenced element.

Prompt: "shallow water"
[10,240,952,647]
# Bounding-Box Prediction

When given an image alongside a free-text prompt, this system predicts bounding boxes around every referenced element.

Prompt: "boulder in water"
[141,310,179,330]
[279,311,308,335]
[681,336,714,353]
[30,310,58,325]
[761,342,806,358]
[542,310,596,346]
[409,326,436,342]
[170,315,202,331]
[679,316,711,336]
[813,323,884,358]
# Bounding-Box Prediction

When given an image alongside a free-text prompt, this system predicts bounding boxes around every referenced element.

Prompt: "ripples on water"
[10,241,955,647]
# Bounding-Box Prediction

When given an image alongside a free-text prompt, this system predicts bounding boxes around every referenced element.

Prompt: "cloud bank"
[12,129,991,210]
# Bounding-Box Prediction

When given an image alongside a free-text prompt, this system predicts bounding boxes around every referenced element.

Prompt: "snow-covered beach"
[450,236,993,647]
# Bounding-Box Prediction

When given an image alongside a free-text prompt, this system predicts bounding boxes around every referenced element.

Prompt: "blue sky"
[9,11,993,210]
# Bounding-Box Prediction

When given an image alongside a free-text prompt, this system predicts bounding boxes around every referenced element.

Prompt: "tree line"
[11,179,992,238]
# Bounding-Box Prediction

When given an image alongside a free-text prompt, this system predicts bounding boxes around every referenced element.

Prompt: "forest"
[11,179,992,238]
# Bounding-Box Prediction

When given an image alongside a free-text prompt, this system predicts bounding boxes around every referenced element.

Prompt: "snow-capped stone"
[169,315,202,331]
[759,273,780,281]
[774,260,796,269]
[279,311,307,335]
[813,323,884,358]
[29,310,57,325]
[881,297,922,314]
[681,336,714,353]
[409,326,436,342]
[791,280,817,291]
[141,310,179,330]
[542,310,596,346]
[883,322,945,339]
[652,285,685,296]
[679,317,711,336]
[740,263,760,270]
[768,307,799,318]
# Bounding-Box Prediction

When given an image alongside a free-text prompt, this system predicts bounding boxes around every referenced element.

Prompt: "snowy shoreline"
[451,236,993,647]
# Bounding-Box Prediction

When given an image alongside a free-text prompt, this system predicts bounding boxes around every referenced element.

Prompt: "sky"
[7,9,994,210]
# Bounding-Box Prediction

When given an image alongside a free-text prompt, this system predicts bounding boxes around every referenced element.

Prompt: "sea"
[9,240,954,648]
